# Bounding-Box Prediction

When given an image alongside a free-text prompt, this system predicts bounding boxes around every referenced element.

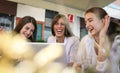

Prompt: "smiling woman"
[47,14,80,64]
[14,16,37,42]
[75,7,111,73]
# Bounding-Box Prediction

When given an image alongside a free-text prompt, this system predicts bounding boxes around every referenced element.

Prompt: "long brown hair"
[85,7,108,19]
[14,16,37,42]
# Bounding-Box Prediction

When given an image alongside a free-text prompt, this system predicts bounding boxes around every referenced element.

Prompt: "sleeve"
[75,36,87,65]
[96,42,111,72]
[69,36,80,62]
[96,58,111,73]
[47,36,55,43]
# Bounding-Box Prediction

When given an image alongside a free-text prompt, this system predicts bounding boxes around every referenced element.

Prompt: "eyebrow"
[85,18,92,22]
[87,18,92,21]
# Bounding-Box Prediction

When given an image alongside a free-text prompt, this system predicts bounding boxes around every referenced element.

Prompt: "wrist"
[98,48,107,61]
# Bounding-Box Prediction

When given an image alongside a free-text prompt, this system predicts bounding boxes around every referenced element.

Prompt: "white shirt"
[47,36,80,63]
[76,34,110,73]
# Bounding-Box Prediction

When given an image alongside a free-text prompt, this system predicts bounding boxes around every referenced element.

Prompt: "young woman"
[14,16,37,42]
[75,7,111,73]
[47,14,79,64]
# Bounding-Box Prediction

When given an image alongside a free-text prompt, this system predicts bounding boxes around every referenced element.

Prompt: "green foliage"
[84,67,97,73]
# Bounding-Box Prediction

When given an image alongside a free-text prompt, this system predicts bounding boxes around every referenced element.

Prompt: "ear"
[101,18,106,26]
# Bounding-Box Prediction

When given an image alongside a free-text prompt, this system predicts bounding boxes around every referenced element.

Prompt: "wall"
[8,0,84,17]
[17,4,45,21]
[17,4,81,38]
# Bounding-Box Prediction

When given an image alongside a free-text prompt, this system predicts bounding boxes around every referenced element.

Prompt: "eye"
[54,23,58,25]
[88,19,93,22]
[61,23,65,25]
[25,26,29,30]
[30,29,34,33]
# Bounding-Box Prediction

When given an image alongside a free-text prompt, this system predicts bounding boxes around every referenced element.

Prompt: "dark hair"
[51,14,74,37]
[14,16,37,42]
[107,21,120,42]
[85,7,108,19]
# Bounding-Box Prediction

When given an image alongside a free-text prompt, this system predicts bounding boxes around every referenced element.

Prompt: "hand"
[99,15,110,46]
[94,41,107,61]
[98,15,110,61]
[98,49,107,61]
[75,64,82,73]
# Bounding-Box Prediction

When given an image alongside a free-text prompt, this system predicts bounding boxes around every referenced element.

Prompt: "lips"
[23,32,30,39]
[56,29,62,33]
[88,27,94,33]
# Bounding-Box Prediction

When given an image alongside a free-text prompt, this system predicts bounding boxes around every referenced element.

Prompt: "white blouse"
[76,34,110,73]
[47,36,80,63]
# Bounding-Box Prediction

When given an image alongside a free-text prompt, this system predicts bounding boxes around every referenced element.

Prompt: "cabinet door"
[36,24,42,42]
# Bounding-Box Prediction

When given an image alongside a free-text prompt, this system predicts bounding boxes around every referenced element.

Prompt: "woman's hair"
[107,21,120,42]
[51,14,74,37]
[85,7,108,19]
[85,7,120,43]
[14,16,37,42]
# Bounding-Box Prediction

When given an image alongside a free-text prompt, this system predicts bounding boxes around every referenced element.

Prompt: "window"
[0,13,14,31]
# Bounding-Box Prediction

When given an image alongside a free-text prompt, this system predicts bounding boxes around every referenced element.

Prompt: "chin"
[56,35,63,38]
[22,35,28,39]
[90,32,96,36]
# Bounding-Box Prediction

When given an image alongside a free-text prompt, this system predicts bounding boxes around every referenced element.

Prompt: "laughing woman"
[47,14,79,64]
[75,7,111,73]
[14,16,37,42]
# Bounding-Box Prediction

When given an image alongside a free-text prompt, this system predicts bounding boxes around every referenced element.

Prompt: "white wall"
[72,16,80,38]
[9,0,84,17]
[16,4,81,38]
[17,4,45,21]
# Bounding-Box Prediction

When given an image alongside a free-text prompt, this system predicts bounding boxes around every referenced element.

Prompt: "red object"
[68,14,74,23]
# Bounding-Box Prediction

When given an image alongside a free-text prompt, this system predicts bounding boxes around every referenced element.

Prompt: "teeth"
[57,30,62,32]
[23,33,28,38]
[88,27,93,32]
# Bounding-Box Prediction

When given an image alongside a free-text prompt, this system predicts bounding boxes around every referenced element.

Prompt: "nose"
[57,23,62,27]
[26,30,31,35]
[85,22,89,28]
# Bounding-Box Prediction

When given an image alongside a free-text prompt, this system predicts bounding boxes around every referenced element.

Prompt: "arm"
[74,35,90,66]
[96,15,111,72]
[74,35,93,73]
[98,15,110,61]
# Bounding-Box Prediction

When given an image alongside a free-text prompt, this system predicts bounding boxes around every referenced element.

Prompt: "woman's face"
[85,12,104,36]
[20,23,35,39]
[53,18,65,38]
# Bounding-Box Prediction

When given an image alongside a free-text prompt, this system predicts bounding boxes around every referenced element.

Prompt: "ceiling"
[44,0,115,11]
[8,0,115,11]
[8,0,120,20]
